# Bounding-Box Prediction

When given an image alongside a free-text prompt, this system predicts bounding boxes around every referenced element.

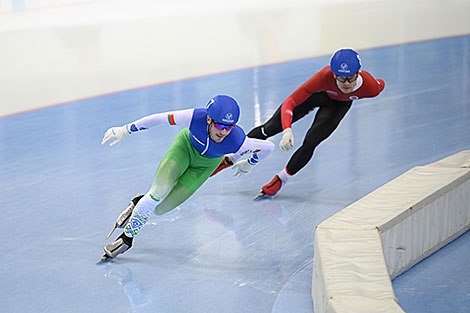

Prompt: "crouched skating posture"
[99,95,274,261]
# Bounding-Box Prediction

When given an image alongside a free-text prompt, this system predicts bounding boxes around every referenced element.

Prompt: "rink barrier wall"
[312,150,470,313]
[2,1,469,117]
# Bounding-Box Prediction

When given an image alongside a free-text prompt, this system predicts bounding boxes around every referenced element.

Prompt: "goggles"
[211,119,235,131]
[335,74,358,83]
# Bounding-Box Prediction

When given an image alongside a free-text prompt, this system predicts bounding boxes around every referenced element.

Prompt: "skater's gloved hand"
[101,125,129,147]
[279,128,294,151]
[232,159,253,176]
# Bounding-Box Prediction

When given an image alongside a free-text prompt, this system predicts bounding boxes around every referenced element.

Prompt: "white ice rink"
[0,1,469,313]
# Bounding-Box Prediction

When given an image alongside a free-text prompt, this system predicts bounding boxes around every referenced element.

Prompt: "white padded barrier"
[312,150,470,313]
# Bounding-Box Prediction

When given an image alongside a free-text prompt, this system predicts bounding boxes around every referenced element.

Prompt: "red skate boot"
[210,156,233,177]
[254,175,283,200]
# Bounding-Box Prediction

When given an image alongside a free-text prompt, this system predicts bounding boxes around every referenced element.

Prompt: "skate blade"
[105,224,117,240]
[253,192,268,200]
[97,254,112,264]
[105,191,142,240]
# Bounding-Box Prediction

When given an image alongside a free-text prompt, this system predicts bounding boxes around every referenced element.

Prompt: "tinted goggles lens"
[336,75,358,83]
[213,122,235,131]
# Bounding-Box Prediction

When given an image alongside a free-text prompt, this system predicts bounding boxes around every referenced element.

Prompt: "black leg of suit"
[247,92,352,175]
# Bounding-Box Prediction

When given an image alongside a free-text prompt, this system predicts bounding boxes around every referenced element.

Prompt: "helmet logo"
[206,98,215,109]
[222,113,234,124]
[338,62,350,74]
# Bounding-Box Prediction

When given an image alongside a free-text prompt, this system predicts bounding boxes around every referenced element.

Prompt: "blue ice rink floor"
[393,230,470,313]
[1,35,469,312]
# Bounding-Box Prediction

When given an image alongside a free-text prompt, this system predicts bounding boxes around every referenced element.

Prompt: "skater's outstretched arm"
[230,137,274,176]
[101,109,194,146]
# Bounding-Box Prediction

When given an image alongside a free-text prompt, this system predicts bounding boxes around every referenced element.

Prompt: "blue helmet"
[206,95,240,125]
[330,49,362,76]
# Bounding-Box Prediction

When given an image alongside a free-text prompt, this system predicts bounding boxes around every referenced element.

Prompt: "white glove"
[232,159,253,177]
[279,128,294,151]
[101,125,129,147]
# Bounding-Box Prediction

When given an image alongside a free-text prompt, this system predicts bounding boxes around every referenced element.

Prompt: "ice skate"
[98,233,133,263]
[105,192,144,240]
[254,175,282,200]
[210,156,233,177]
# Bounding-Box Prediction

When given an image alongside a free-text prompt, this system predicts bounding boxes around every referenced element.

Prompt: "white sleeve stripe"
[128,108,194,131]
[234,137,274,163]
